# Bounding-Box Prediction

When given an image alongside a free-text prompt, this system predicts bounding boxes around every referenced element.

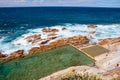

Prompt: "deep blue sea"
[0,7,120,54]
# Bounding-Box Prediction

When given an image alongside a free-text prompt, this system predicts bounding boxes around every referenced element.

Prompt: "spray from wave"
[0,24,120,55]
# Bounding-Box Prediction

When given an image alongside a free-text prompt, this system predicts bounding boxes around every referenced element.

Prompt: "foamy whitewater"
[0,24,120,55]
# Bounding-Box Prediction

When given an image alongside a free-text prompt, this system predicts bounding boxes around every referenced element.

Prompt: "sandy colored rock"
[88,24,97,28]
[99,39,110,45]
[111,37,120,44]
[99,37,120,45]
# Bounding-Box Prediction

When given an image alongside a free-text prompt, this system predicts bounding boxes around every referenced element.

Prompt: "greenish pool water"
[0,45,94,80]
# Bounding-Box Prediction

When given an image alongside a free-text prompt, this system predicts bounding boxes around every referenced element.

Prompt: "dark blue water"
[0,7,120,42]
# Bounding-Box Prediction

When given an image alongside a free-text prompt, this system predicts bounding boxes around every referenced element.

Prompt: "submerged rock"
[90,31,96,34]
[88,24,97,28]
[0,52,7,58]
[62,27,67,30]
[41,40,50,44]
[49,36,57,40]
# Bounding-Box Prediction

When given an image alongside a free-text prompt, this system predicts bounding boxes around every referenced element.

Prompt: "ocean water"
[0,7,120,54]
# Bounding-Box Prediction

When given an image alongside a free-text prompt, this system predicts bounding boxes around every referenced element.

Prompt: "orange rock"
[66,36,89,46]
[99,37,120,45]
[42,28,59,33]
[28,36,89,55]
[11,50,24,58]
[52,29,59,32]
[88,24,97,28]
[25,34,41,43]
[99,39,109,45]
[111,37,120,44]
[29,47,41,55]
[26,34,41,40]
[50,39,66,47]
[48,33,57,37]
[47,34,58,40]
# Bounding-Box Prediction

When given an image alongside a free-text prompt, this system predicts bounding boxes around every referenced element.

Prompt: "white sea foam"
[0,24,120,55]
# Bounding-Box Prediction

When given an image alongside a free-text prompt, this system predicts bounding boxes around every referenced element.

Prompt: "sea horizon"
[0,6,120,8]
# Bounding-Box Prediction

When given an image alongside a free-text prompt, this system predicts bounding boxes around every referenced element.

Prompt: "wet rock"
[62,27,67,30]
[42,28,59,33]
[88,24,97,28]
[51,29,59,32]
[0,52,7,58]
[90,31,96,34]
[25,34,41,43]
[49,36,57,40]
[48,33,57,37]
[41,40,50,44]
[48,33,58,40]
[26,34,41,40]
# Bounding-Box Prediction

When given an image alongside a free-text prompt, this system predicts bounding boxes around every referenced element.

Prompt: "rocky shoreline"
[1,24,120,62]
[1,24,120,80]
